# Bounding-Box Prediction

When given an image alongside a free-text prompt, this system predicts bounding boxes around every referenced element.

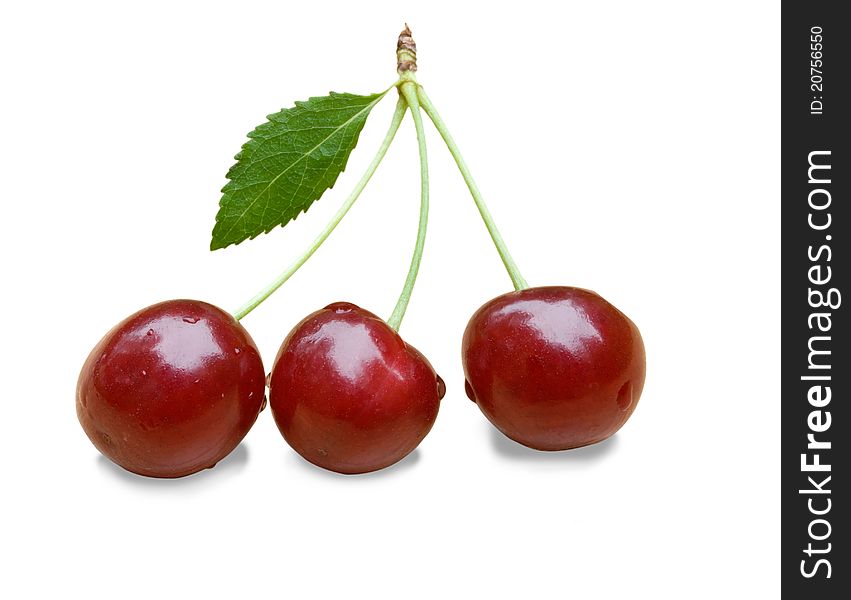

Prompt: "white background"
[1,1,779,598]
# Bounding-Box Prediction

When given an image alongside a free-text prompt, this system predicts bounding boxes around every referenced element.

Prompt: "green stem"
[232,97,408,321]
[416,86,528,290]
[387,81,429,331]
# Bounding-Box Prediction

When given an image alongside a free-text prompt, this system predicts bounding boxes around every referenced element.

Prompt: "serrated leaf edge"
[211,90,388,250]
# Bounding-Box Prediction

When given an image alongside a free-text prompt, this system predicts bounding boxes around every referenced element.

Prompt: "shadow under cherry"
[489,426,620,462]
[96,442,250,488]
[287,447,422,479]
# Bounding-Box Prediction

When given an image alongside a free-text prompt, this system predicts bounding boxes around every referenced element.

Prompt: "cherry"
[77,299,266,478]
[269,302,444,474]
[462,286,645,451]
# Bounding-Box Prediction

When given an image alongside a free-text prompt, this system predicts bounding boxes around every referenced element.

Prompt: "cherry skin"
[462,286,645,451]
[77,299,266,478]
[269,302,444,474]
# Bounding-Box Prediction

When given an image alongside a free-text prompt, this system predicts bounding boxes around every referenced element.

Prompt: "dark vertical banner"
[782,2,849,597]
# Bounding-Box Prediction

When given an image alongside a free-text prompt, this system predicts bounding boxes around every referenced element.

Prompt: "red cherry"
[462,286,645,451]
[269,302,444,474]
[77,299,266,478]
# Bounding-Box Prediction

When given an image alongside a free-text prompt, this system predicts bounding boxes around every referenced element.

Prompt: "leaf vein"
[216,94,384,242]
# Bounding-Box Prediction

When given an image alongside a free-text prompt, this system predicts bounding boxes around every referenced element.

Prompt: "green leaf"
[211,91,386,250]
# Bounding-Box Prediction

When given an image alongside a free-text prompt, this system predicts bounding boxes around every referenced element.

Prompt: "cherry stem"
[416,86,528,291]
[387,79,429,331]
[232,96,408,321]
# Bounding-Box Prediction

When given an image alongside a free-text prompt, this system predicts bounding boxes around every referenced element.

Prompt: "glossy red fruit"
[77,299,266,478]
[462,286,645,451]
[269,302,444,474]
